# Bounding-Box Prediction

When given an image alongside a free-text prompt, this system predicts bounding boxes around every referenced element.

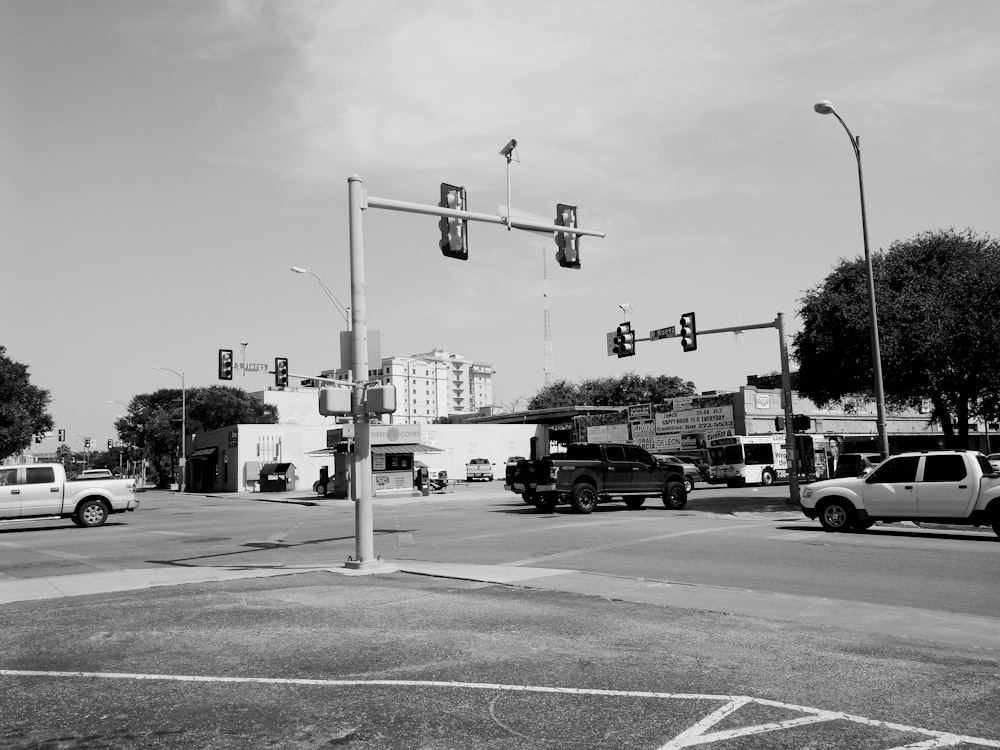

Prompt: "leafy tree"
[794,228,1000,447]
[0,346,54,460]
[528,373,696,410]
[115,386,278,488]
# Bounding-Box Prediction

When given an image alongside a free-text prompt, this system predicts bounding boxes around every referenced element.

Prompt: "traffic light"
[58,429,65,442]
[554,203,580,269]
[107,439,113,449]
[218,349,234,380]
[613,321,635,358]
[438,183,468,260]
[84,438,91,449]
[679,312,697,352]
[793,415,812,432]
[274,357,289,388]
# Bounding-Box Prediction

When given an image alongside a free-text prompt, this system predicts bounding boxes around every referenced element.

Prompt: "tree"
[794,228,1000,447]
[0,346,54,460]
[115,386,278,488]
[528,373,696,410]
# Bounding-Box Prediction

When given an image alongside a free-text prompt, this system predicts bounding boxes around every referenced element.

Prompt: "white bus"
[707,434,815,487]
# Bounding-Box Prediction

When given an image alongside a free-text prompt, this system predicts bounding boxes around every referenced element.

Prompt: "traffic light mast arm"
[365,194,606,238]
[651,320,779,340]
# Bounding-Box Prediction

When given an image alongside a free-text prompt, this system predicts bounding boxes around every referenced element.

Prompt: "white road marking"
[148,530,189,536]
[2,670,995,748]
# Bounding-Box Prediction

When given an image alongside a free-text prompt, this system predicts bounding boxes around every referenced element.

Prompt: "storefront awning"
[307,442,443,457]
[373,443,443,455]
[187,447,218,460]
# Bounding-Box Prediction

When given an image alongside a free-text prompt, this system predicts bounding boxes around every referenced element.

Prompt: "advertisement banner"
[654,405,734,434]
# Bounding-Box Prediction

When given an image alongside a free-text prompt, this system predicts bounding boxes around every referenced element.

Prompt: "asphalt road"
[1,484,998,748]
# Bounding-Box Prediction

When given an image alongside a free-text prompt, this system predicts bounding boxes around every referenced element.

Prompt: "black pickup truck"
[505,442,688,513]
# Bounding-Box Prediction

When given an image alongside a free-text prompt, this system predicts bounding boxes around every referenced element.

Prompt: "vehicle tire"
[523,491,537,506]
[760,469,775,486]
[569,483,599,514]
[534,494,558,513]
[74,499,109,528]
[853,519,876,531]
[661,481,687,510]
[818,499,855,532]
[991,511,1000,539]
[683,476,694,494]
[624,497,645,510]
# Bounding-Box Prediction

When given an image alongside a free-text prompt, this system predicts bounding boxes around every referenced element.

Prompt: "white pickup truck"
[800,449,1000,536]
[465,458,494,482]
[0,463,138,527]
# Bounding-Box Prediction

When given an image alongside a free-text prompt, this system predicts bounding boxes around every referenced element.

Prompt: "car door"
[861,456,920,516]
[0,467,20,519]
[916,454,976,517]
[602,445,633,495]
[20,465,62,516]
[624,445,658,494]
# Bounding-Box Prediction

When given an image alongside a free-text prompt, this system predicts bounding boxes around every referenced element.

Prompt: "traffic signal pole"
[346,175,378,571]
[642,313,800,504]
[344,174,604,570]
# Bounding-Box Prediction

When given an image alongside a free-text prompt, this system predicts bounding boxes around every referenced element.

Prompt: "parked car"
[465,457,495,482]
[833,453,882,478]
[652,454,700,493]
[671,450,711,482]
[414,461,448,492]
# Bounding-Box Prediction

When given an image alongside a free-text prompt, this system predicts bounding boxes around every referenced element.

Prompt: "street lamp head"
[290,266,308,274]
[814,100,836,115]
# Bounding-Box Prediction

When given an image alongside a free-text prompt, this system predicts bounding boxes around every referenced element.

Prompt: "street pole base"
[343,558,394,574]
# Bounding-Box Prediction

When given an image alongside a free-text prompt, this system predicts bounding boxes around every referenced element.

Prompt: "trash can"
[259,462,297,492]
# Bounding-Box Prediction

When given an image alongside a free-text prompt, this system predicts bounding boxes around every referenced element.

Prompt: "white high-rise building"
[322,348,494,424]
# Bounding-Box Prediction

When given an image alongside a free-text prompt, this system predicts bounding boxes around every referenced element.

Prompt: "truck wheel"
[570,484,599,513]
[534,494,557,513]
[760,469,775,486]
[991,511,1000,539]
[818,499,855,532]
[661,481,687,510]
[624,497,645,510]
[523,491,537,506]
[74,499,109,528]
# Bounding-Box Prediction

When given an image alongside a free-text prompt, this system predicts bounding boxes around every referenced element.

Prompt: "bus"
[707,434,815,487]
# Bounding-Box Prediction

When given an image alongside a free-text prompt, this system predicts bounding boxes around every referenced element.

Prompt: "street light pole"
[290,266,351,330]
[153,366,186,492]
[814,100,890,461]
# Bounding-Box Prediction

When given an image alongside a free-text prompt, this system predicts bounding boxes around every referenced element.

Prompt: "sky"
[4,0,999,449]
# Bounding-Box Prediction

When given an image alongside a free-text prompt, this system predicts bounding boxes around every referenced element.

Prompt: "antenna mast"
[543,247,554,386]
